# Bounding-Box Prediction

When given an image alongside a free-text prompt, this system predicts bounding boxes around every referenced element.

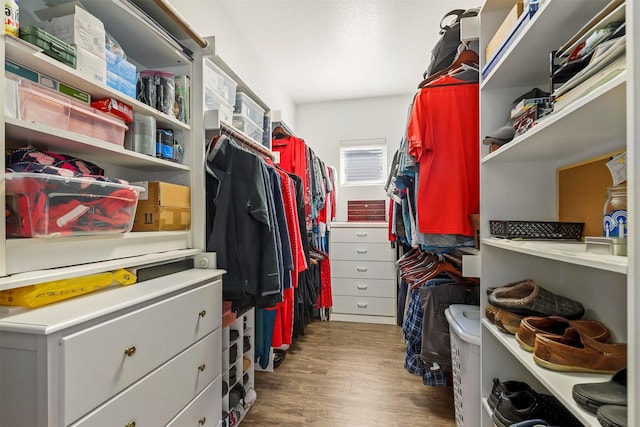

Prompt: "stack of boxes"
[35,2,107,86]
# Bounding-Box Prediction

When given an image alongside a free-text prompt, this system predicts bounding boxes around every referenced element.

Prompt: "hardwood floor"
[242,320,457,426]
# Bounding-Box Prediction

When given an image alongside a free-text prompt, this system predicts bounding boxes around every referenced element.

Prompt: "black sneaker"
[488,377,532,410]
[492,390,542,427]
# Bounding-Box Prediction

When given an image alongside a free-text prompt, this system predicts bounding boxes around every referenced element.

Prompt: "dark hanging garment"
[205,136,280,303]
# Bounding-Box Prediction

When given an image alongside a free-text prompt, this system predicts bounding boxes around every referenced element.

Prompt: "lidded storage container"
[125,113,156,156]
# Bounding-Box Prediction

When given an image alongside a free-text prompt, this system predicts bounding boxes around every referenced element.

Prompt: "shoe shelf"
[481,237,628,274]
[483,318,606,426]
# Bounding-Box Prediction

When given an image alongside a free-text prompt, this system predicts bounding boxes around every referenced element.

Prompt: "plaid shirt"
[402,286,448,387]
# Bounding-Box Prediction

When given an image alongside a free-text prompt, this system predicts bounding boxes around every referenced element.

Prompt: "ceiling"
[171,0,480,104]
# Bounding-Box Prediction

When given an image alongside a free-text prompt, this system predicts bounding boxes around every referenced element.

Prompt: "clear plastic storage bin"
[233,113,263,142]
[17,79,127,145]
[203,58,238,106]
[234,92,265,126]
[204,87,234,124]
[5,172,144,238]
[445,304,481,427]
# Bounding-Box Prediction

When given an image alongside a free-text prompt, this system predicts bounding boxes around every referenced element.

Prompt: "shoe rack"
[222,307,255,425]
[478,1,634,426]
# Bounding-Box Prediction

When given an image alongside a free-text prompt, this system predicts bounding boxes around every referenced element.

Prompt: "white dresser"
[330,222,396,324]
[0,268,224,427]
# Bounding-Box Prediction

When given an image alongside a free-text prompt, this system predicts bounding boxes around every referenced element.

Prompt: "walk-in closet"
[0,1,633,426]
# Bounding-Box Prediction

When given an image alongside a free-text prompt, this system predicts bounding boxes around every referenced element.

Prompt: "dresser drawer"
[331,226,388,243]
[331,260,394,279]
[62,280,221,425]
[331,242,394,262]
[167,376,222,427]
[70,329,221,427]
[332,277,395,298]
[332,295,395,317]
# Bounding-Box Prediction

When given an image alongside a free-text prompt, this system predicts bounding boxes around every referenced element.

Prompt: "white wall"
[168,0,296,126]
[296,94,414,222]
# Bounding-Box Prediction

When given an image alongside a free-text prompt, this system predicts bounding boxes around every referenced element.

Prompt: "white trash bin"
[445,304,481,427]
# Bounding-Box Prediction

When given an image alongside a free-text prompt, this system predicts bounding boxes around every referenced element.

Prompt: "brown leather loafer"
[488,279,585,319]
[533,327,626,374]
[516,316,610,352]
[495,309,524,335]
[486,304,523,334]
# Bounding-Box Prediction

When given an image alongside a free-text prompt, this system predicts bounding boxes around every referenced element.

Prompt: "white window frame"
[339,138,387,186]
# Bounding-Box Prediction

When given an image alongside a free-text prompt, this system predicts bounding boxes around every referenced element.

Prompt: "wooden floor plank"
[242,320,457,426]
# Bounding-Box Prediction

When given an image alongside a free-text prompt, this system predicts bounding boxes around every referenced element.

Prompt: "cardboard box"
[35,1,106,59]
[132,181,191,231]
[486,1,524,62]
[76,46,106,85]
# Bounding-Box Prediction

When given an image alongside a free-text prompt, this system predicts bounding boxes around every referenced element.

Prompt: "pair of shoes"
[516,315,610,352]
[488,377,532,410]
[533,327,626,374]
[491,389,581,427]
[486,303,524,335]
[573,368,627,416]
[597,405,628,427]
[488,279,585,319]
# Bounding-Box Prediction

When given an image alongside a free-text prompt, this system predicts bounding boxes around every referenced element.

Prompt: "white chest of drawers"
[330,222,396,324]
[0,268,224,427]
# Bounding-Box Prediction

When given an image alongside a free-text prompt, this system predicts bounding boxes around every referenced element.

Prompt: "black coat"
[206,136,280,299]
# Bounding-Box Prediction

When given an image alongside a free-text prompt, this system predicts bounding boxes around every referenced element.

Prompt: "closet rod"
[220,121,275,160]
[152,0,208,48]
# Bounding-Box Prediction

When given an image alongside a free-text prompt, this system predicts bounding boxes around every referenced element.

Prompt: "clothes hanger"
[418,47,479,88]
[410,260,463,289]
[272,125,290,139]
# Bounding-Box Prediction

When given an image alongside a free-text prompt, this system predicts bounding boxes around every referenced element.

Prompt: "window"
[339,139,387,186]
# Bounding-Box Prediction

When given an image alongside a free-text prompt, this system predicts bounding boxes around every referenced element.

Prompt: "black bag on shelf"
[424,8,479,79]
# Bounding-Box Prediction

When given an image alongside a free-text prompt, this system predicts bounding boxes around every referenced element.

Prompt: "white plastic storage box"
[234,92,265,126]
[204,86,234,124]
[233,114,263,142]
[17,79,127,145]
[445,304,481,427]
[203,58,237,106]
[5,172,144,238]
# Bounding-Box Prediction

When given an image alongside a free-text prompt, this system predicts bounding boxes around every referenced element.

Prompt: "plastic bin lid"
[445,304,480,345]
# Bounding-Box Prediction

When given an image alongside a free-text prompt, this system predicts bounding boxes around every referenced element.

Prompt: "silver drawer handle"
[356,249,368,254]
[356,232,368,237]
[357,303,368,308]
[356,267,368,272]
[357,284,368,290]
[124,346,136,357]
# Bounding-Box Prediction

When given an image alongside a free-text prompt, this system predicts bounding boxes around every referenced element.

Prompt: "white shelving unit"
[0,1,228,426]
[479,1,635,426]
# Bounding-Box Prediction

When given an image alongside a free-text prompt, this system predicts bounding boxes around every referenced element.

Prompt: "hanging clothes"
[205,135,281,304]
[406,75,479,237]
